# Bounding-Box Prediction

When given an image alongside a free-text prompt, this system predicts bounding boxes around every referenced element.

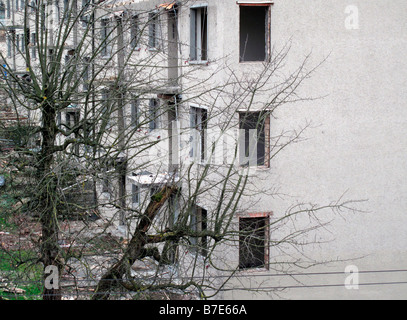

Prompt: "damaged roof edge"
[100,0,177,9]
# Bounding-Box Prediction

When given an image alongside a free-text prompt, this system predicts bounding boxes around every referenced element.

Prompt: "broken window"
[190,205,208,257]
[83,120,93,153]
[168,101,179,171]
[66,111,79,129]
[0,1,4,20]
[130,14,140,49]
[239,112,270,167]
[148,11,159,49]
[83,57,90,92]
[102,175,110,194]
[63,0,69,20]
[130,98,139,128]
[80,0,90,27]
[101,18,112,56]
[82,0,90,8]
[239,216,268,269]
[29,0,35,13]
[165,192,181,264]
[101,89,113,128]
[57,111,62,128]
[190,106,207,162]
[239,5,270,62]
[16,34,20,51]
[6,0,10,18]
[6,33,12,58]
[66,110,80,155]
[190,5,208,61]
[64,49,74,67]
[148,98,159,131]
[31,32,36,59]
[169,192,180,228]
[131,184,139,205]
[20,32,25,51]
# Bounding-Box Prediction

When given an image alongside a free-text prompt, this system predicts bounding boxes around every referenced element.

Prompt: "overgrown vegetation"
[0,250,42,300]
[0,195,15,229]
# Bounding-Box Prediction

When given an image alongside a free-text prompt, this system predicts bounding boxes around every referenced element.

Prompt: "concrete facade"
[224,0,407,299]
[1,0,407,299]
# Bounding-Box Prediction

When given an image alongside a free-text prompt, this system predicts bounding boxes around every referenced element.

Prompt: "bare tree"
[0,0,360,301]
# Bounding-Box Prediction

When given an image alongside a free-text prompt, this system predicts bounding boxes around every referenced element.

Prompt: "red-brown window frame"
[237,212,272,270]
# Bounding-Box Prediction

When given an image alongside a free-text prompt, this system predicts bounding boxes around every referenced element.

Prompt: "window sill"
[198,160,209,166]
[239,60,269,64]
[237,266,270,274]
[189,60,209,66]
[188,156,208,166]
[255,165,270,171]
[239,165,270,170]
[237,165,270,177]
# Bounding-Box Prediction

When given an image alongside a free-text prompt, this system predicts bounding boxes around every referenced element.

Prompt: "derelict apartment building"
[1,0,407,299]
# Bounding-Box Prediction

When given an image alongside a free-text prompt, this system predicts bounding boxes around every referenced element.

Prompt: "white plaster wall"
[268,0,407,258]
[176,0,407,299]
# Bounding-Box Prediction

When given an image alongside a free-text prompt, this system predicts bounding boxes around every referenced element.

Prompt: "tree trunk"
[92,185,177,300]
[37,102,63,300]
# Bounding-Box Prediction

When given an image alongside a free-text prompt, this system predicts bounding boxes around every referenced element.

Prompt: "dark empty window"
[6,0,10,18]
[132,184,139,205]
[31,32,36,59]
[239,5,269,62]
[101,18,111,56]
[81,0,90,27]
[239,112,269,166]
[101,89,113,128]
[148,12,159,49]
[190,205,208,257]
[66,111,79,129]
[130,15,140,48]
[239,217,267,269]
[63,0,69,20]
[102,174,110,194]
[7,33,12,58]
[190,6,208,61]
[190,106,208,162]
[83,57,90,91]
[0,1,4,20]
[130,98,139,127]
[66,110,80,155]
[149,98,159,131]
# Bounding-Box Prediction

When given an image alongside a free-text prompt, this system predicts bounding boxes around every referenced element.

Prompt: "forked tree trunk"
[92,185,177,300]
